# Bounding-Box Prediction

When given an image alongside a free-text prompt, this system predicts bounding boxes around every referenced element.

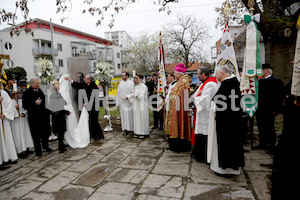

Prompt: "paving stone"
[136,194,180,200]
[118,140,142,149]
[157,177,185,198]
[25,151,66,168]
[66,154,105,173]
[131,146,164,158]
[190,160,247,186]
[91,140,123,155]
[27,161,75,182]
[244,158,273,172]
[0,167,38,190]
[183,183,255,200]
[101,148,133,163]
[247,171,271,200]
[0,179,42,199]
[21,192,54,200]
[88,193,134,200]
[139,140,167,149]
[141,174,171,189]
[95,182,136,195]
[53,185,95,200]
[73,163,116,187]
[38,171,80,193]
[119,156,157,170]
[107,168,149,184]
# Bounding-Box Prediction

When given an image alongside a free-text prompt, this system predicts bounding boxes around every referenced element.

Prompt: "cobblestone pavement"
[0,127,272,200]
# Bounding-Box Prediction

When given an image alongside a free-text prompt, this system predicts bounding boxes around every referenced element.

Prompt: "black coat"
[214,77,245,170]
[22,87,51,136]
[258,75,284,113]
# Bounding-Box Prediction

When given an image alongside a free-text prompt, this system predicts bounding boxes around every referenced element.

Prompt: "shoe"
[36,153,42,157]
[159,127,163,130]
[152,126,158,130]
[138,136,145,139]
[7,160,18,164]
[59,149,67,154]
[134,134,138,138]
[45,148,53,152]
[26,149,34,154]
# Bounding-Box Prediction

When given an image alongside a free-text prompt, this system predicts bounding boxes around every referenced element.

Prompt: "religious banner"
[157,32,167,111]
[216,23,240,81]
[291,15,300,97]
[240,13,262,117]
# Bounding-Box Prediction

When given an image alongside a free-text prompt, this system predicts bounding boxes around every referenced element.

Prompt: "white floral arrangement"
[35,58,56,85]
[94,61,114,87]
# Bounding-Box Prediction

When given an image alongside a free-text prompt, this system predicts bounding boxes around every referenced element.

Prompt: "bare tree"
[0,0,179,36]
[163,14,209,69]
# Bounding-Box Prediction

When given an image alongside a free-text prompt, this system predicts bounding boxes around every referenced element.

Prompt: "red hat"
[175,63,186,74]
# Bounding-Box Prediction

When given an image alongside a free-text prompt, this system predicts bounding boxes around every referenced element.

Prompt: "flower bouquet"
[35,58,56,85]
[94,61,114,88]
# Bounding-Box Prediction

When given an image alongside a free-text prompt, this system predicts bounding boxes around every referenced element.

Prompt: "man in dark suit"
[22,77,52,157]
[65,74,104,140]
[256,64,284,154]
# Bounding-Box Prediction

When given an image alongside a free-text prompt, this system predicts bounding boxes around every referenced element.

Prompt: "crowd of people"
[1,62,298,198]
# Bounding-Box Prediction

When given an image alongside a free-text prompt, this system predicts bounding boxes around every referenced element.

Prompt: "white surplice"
[116,79,134,131]
[18,99,34,149]
[127,83,149,136]
[0,90,18,162]
[194,81,218,135]
[207,101,240,175]
[11,99,27,154]
[59,75,90,148]
[165,81,177,114]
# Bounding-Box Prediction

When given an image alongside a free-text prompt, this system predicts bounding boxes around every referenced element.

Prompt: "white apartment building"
[0,18,129,79]
[105,31,131,49]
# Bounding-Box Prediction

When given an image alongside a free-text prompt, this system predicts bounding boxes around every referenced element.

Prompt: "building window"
[48,43,51,48]
[58,59,63,67]
[117,53,120,58]
[57,43,63,51]
[118,64,121,69]
[4,42,12,51]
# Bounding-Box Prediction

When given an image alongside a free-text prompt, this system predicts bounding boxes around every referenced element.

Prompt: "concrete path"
[0,128,272,200]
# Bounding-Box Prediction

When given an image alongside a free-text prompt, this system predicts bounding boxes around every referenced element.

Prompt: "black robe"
[256,75,284,149]
[22,87,51,154]
[71,81,104,140]
[214,76,245,170]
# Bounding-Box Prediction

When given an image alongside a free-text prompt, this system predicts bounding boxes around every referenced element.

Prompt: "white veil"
[59,75,90,148]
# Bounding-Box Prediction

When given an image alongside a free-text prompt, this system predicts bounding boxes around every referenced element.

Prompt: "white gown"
[11,99,27,154]
[116,79,134,131]
[18,99,34,149]
[59,75,90,148]
[127,83,149,136]
[0,90,18,162]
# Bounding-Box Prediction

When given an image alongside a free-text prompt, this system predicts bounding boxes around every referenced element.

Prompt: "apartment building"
[0,18,129,79]
[104,31,131,49]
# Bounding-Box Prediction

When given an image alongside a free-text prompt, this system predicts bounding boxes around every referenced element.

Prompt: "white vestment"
[116,79,134,131]
[59,75,90,148]
[194,81,218,135]
[18,99,34,149]
[127,83,149,136]
[207,101,240,175]
[165,81,177,114]
[11,99,27,154]
[0,90,18,162]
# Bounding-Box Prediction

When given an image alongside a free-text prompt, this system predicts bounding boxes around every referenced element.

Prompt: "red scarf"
[192,77,217,145]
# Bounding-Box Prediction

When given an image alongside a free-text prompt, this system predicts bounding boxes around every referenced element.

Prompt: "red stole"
[191,77,217,145]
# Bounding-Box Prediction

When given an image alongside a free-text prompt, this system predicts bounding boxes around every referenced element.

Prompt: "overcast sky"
[0,0,225,61]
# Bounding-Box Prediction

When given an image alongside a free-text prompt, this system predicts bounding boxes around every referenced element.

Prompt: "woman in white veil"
[59,75,90,148]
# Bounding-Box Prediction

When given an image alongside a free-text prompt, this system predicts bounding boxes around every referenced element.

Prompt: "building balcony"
[32,47,58,56]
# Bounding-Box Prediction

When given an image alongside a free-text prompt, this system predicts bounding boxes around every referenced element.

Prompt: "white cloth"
[59,75,90,148]
[116,79,134,131]
[194,81,218,135]
[18,99,34,149]
[127,83,149,136]
[11,99,27,154]
[207,101,240,175]
[0,90,18,162]
[165,81,177,114]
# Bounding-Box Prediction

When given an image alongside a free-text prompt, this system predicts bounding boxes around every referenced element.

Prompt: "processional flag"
[240,13,262,117]
[216,22,240,81]
[157,32,167,111]
[291,15,300,99]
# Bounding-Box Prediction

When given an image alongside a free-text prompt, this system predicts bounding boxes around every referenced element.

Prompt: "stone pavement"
[0,127,272,200]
